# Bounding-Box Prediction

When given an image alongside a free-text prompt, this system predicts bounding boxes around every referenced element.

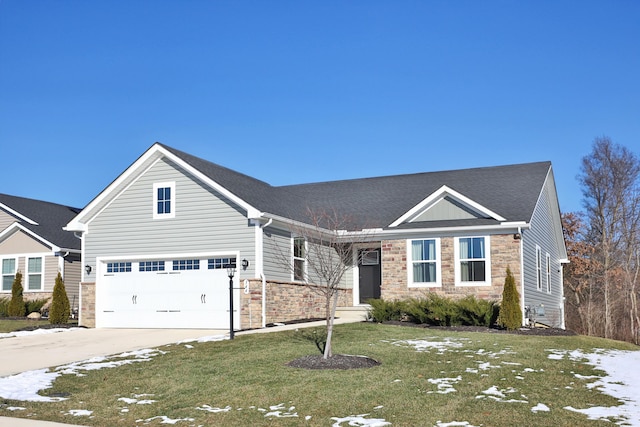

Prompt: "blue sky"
[1,1,638,214]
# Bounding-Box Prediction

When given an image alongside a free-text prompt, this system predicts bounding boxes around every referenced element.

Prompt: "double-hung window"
[293,237,306,281]
[408,238,441,286]
[2,258,16,291]
[27,257,43,290]
[456,236,490,286]
[153,182,175,219]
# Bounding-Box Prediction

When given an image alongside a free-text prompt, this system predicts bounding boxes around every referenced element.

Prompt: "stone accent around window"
[382,234,521,302]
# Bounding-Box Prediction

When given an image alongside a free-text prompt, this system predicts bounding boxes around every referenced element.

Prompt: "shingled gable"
[0,193,81,251]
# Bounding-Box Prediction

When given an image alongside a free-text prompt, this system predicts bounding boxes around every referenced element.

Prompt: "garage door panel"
[96,256,237,329]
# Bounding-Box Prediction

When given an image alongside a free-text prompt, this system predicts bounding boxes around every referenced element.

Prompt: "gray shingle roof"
[0,194,82,250]
[160,143,551,231]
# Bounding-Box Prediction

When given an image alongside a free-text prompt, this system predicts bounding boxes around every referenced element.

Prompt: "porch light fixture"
[226,264,237,339]
[241,258,249,269]
[85,265,92,275]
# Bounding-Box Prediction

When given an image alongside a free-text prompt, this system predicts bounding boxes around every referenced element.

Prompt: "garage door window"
[173,259,200,270]
[107,262,132,273]
[208,257,236,269]
[140,261,165,272]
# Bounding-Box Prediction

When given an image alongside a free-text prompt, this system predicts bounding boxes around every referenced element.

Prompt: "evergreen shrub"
[497,267,522,330]
[8,271,26,317]
[49,272,70,324]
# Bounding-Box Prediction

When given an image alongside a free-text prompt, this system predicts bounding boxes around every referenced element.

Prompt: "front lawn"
[1,323,638,426]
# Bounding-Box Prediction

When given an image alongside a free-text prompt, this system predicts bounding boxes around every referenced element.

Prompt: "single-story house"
[0,194,82,311]
[65,143,568,330]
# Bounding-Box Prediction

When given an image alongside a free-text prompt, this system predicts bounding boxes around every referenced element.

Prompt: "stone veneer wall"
[240,280,352,329]
[79,282,96,328]
[381,234,521,302]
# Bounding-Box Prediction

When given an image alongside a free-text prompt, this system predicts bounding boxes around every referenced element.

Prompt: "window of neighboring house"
[455,236,491,285]
[546,253,551,294]
[107,262,132,273]
[536,246,542,291]
[293,237,306,281]
[2,258,16,291]
[27,257,43,291]
[408,238,441,286]
[153,182,175,219]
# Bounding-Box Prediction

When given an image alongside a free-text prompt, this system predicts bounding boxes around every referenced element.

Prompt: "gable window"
[536,246,542,291]
[408,238,441,287]
[455,236,491,286]
[293,237,306,281]
[546,253,551,294]
[2,258,16,291]
[27,257,43,291]
[153,182,175,219]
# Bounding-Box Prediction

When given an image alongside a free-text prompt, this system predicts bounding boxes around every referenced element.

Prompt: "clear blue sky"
[1,1,639,214]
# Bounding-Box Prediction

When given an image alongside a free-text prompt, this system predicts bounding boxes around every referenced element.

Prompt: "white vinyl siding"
[408,238,441,287]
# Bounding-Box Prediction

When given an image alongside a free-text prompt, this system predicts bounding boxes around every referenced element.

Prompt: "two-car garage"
[95,255,239,329]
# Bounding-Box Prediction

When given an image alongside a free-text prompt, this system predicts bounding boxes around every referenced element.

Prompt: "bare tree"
[271,207,375,359]
[578,137,640,341]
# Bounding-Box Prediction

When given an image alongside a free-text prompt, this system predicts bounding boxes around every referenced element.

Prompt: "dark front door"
[358,249,381,303]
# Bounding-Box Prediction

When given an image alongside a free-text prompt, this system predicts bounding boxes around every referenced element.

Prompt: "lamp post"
[226,264,236,339]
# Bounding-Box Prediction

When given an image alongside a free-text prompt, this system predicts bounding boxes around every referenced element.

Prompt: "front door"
[358,249,381,303]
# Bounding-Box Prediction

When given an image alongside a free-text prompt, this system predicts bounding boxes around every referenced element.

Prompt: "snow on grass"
[331,414,391,426]
[427,376,462,394]
[136,415,195,424]
[176,334,227,344]
[196,404,232,413]
[0,328,80,339]
[531,403,550,413]
[434,422,480,427]
[387,337,468,354]
[65,409,93,416]
[476,386,528,403]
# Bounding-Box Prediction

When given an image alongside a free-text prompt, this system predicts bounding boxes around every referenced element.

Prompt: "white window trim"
[546,252,551,294]
[26,256,44,291]
[454,236,491,286]
[292,237,307,282]
[1,257,17,292]
[407,238,442,287]
[536,245,542,291]
[153,181,176,219]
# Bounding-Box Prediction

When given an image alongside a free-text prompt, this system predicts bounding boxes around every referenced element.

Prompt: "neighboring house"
[0,194,82,312]
[65,143,568,330]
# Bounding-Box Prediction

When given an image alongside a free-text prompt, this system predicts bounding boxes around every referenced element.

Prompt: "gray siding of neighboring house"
[84,158,256,278]
[521,171,565,327]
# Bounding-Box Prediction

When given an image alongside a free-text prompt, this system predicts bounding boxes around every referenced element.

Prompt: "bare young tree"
[578,137,640,341]
[271,207,375,359]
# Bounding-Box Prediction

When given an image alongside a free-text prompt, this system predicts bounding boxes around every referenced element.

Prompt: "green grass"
[1,323,638,426]
[0,318,77,333]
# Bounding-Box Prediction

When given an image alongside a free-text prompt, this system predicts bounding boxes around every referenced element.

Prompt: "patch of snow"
[196,404,232,413]
[389,337,467,354]
[259,403,298,418]
[118,396,156,405]
[65,409,93,416]
[0,328,80,339]
[176,334,227,344]
[0,369,64,402]
[136,415,195,424]
[531,403,550,413]
[427,376,462,394]
[477,386,528,403]
[5,406,25,411]
[331,414,391,426]
[434,422,480,427]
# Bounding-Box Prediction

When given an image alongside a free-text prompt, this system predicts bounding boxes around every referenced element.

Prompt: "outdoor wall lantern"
[241,258,249,269]
[226,264,237,340]
[85,265,92,275]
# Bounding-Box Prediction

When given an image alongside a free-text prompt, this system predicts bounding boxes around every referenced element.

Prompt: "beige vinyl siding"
[85,158,255,273]
[0,230,49,255]
[521,171,565,327]
[0,211,16,231]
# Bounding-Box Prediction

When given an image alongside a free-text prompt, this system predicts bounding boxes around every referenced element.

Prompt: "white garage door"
[96,256,238,329]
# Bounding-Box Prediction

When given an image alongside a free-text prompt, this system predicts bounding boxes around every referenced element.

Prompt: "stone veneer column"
[79,282,96,328]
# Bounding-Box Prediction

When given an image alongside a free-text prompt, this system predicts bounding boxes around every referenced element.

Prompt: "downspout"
[518,226,526,326]
[260,218,273,328]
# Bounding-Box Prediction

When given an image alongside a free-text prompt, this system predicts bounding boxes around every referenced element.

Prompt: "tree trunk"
[323,290,340,359]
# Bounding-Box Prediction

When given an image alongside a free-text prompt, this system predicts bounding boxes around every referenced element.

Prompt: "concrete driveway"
[0,328,227,377]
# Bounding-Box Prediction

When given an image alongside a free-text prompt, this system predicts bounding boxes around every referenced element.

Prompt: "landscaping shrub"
[497,267,522,330]
[49,272,70,324]
[8,271,26,317]
[26,298,48,314]
[0,297,9,317]
[456,295,499,327]
[367,298,407,322]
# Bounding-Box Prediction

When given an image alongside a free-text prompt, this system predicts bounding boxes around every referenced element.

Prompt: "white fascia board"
[377,223,524,239]
[0,223,56,250]
[389,185,506,228]
[0,203,38,225]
